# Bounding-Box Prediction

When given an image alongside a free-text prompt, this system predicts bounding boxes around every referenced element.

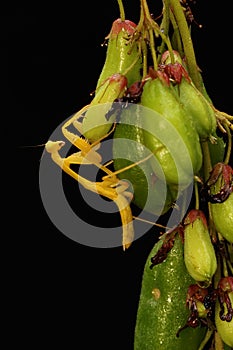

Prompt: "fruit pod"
[96,18,142,89]
[210,192,233,243]
[198,135,226,184]
[160,49,213,103]
[81,18,142,143]
[81,73,127,142]
[215,277,233,348]
[176,76,217,140]
[134,233,207,350]
[112,103,176,216]
[160,50,217,140]
[183,209,217,286]
[207,134,226,166]
[208,163,233,243]
[140,71,202,187]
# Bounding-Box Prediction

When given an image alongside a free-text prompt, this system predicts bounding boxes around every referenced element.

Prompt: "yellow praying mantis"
[45,104,139,250]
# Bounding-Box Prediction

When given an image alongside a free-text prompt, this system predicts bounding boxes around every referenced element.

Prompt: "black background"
[5,1,233,348]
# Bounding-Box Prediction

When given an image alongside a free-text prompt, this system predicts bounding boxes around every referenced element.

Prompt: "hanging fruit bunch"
[45,0,233,348]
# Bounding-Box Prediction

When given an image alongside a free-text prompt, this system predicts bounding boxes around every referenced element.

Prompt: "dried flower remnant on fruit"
[202,162,233,203]
[150,228,182,268]
[217,277,233,322]
[176,283,218,337]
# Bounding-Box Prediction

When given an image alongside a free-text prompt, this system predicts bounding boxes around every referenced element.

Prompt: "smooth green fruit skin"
[140,78,203,186]
[208,134,226,166]
[96,19,142,89]
[134,236,207,350]
[177,77,217,140]
[210,192,233,243]
[184,214,217,285]
[113,105,175,216]
[82,74,127,142]
[198,134,226,181]
[215,292,233,348]
[83,18,142,143]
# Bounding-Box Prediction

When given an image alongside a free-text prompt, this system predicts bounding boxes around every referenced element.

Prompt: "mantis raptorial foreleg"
[45,140,134,249]
[61,104,117,175]
[61,105,102,165]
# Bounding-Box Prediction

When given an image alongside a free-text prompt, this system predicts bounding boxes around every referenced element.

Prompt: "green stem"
[214,252,222,289]
[133,0,149,77]
[141,0,158,69]
[215,331,225,350]
[169,8,183,55]
[198,329,214,350]
[169,0,203,92]
[201,140,213,182]
[141,31,148,77]
[141,0,151,24]
[157,0,171,57]
[194,180,199,210]
[162,0,171,36]
[222,254,228,277]
[117,0,125,21]
[153,23,175,63]
[223,123,232,165]
[138,0,145,29]
[149,27,158,69]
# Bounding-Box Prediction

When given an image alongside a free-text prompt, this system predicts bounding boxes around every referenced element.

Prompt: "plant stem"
[117,0,125,21]
[169,0,203,92]
[198,329,214,350]
[141,32,148,77]
[215,331,225,350]
[224,123,232,165]
[149,27,158,69]
[169,7,183,55]
[141,0,158,69]
[157,0,170,58]
[194,180,199,210]
[201,140,213,182]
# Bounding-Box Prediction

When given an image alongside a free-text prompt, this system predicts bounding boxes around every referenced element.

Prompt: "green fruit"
[183,209,217,286]
[208,134,226,166]
[210,191,233,243]
[96,18,142,89]
[112,104,175,216]
[134,234,207,350]
[140,76,203,187]
[177,77,217,140]
[81,19,142,143]
[215,292,233,348]
[198,135,226,182]
[160,50,213,105]
[82,74,127,142]
[209,164,233,243]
